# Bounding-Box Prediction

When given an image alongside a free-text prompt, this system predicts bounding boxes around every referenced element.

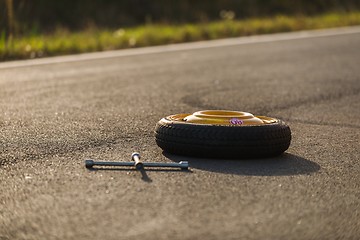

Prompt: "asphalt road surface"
[1,27,359,240]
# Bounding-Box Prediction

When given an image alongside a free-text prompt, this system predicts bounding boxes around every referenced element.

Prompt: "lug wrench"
[85,152,188,170]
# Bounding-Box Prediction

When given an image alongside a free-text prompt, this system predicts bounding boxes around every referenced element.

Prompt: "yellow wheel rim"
[167,110,278,126]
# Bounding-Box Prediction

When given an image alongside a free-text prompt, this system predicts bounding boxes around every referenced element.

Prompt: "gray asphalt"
[0,28,360,240]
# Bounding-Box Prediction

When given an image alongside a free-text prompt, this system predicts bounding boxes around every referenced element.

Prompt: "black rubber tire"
[155,118,291,158]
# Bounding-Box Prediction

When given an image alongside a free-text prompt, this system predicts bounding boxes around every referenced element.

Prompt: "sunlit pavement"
[0,28,359,240]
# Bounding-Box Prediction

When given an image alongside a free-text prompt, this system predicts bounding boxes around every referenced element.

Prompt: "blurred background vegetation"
[1,0,360,61]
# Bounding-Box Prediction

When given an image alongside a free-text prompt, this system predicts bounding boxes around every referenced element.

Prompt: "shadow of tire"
[164,152,320,176]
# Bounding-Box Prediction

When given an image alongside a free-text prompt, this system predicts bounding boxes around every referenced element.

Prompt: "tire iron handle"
[85,153,188,170]
[85,160,189,170]
[131,152,144,170]
[85,160,134,168]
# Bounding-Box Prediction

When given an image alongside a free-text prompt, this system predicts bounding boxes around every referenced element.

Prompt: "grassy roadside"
[1,11,360,61]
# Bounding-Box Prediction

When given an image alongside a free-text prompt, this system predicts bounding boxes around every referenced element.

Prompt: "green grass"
[1,11,360,61]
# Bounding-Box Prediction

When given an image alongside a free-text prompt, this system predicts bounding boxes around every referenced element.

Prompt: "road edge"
[1,26,360,69]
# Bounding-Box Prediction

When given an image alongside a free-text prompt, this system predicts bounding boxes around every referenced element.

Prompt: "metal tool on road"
[85,152,188,170]
[131,152,143,170]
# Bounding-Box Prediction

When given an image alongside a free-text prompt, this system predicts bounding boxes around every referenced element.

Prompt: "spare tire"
[155,110,291,158]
